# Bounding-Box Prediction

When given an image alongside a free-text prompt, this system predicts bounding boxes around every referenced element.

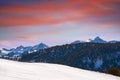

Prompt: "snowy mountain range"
[0,43,48,57]
[71,36,119,44]
[0,36,119,58]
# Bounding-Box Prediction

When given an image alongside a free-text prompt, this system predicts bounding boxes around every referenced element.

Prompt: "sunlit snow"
[0,59,119,80]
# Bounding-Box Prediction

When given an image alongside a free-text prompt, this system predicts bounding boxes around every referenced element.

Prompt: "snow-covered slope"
[0,48,12,55]
[0,59,119,80]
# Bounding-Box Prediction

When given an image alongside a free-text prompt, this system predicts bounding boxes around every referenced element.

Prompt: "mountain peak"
[39,42,46,45]
[38,43,48,47]
[16,45,24,50]
[94,36,104,41]
[90,36,107,43]
[95,36,101,39]
[33,43,48,50]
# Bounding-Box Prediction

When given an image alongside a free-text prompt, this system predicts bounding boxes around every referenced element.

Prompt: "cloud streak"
[0,0,120,27]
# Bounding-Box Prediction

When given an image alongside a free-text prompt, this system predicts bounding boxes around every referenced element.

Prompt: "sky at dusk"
[0,0,120,48]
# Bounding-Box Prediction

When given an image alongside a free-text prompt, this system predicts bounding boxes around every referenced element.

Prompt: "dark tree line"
[20,42,120,74]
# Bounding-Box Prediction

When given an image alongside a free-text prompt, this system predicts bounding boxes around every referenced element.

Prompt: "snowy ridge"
[0,59,119,80]
[71,36,119,44]
[71,40,85,44]
[0,43,48,57]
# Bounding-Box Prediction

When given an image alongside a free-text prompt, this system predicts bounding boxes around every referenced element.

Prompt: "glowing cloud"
[0,0,120,27]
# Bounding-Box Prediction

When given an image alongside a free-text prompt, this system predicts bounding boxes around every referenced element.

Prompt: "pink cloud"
[16,36,38,41]
[0,0,119,27]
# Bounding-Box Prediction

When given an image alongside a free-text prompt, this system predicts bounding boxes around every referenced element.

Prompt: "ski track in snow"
[0,59,120,80]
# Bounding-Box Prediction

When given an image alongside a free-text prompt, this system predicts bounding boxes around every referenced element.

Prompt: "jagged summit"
[90,36,107,43]
[16,45,24,50]
[95,36,102,40]
[0,43,48,57]
[33,42,48,50]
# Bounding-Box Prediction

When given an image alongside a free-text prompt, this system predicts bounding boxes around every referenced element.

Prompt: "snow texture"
[0,59,120,80]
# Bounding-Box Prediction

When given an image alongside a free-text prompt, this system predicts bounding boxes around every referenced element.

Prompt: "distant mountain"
[89,36,107,43]
[71,40,86,44]
[33,43,48,51]
[0,43,48,57]
[71,36,107,44]
[109,40,120,43]
[0,36,119,60]
[0,48,12,55]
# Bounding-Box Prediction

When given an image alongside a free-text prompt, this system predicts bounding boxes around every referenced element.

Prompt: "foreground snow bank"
[0,59,119,80]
